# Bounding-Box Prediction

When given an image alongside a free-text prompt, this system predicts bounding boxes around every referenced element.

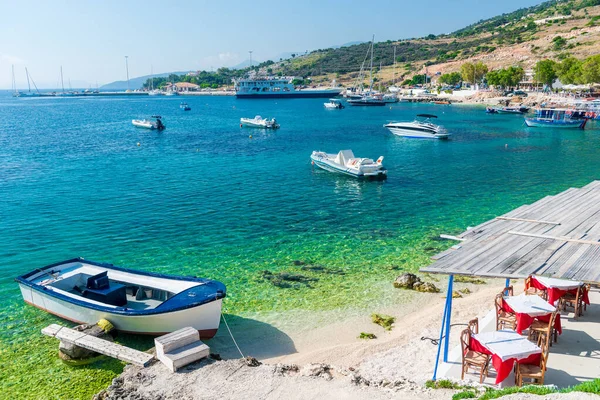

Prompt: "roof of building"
[174,82,200,89]
[421,181,600,283]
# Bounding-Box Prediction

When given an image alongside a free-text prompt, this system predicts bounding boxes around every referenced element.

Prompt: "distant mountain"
[100,71,192,90]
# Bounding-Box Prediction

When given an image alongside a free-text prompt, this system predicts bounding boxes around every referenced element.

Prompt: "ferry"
[233,76,342,98]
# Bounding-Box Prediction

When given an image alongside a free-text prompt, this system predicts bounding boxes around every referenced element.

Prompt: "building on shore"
[174,82,200,92]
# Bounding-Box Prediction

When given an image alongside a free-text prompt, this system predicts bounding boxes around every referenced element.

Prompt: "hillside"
[99,71,192,90]
[263,0,600,87]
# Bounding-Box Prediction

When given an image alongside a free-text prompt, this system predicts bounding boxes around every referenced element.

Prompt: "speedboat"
[525,108,587,129]
[347,94,386,106]
[310,150,386,179]
[324,99,344,109]
[486,107,499,114]
[240,115,280,129]
[180,102,191,111]
[497,106,529,114]
[132,115,165,130]
[384,114,449,139]
[15,258,226,337]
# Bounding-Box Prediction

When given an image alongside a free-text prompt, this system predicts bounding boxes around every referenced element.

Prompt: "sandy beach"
[94,278,511,399]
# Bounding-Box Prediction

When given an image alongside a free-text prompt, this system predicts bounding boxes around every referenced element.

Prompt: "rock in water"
[59,323,114,362]
[413,282,440,293]
[393,273,419,289]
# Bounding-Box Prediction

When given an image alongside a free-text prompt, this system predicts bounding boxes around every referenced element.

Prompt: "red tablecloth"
[470,336,541,384]
[502,299,562,335]
[528,277,590,306]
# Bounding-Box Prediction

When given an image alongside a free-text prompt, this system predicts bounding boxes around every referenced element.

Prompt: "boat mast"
[60,66,65,93]
[379,61,382,93]
[27,69,41,94]
[11,65,16,94]
[25,68,31,92]
[369,34,374,92]
[393,46,396,86]
[150,65,154,90]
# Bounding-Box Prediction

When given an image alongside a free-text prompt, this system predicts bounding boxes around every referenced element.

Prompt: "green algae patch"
[371,314,395,331]
[358,332,377,339]
[454,276,487,285]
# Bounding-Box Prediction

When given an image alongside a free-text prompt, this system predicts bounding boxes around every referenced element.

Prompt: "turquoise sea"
[1,92,600,398]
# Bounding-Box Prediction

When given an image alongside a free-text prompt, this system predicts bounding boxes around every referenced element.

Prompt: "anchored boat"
[324,98,344,109]
[525,108,587,129]
[180,102,191,111]
[384,114,449,139]
[132,115,165,130]
[15,258,226,337]
[240,115,280,129]
[497,106,530,114]
[310,150,386,179]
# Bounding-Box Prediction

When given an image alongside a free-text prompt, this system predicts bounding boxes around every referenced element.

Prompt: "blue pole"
[505,278,510,295]
[443,274,454,362]
[432,275,452,381]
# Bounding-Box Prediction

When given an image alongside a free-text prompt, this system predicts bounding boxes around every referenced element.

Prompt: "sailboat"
[148,65,161,95]
[11,65,21,97]
[348,36,385,106]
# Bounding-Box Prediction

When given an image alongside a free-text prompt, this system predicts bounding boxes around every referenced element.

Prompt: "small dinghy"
[310,150,386,179]
[16,258,226,337]
[240,115,280,129]
[132,115,165,131]
[324,98,344,109]
[180,102,191,111]
[497,106,529,114]
[486,107,499,114]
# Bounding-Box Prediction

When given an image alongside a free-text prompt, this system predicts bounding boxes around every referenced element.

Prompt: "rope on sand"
[221,312,245,358]
[421,323,468,345]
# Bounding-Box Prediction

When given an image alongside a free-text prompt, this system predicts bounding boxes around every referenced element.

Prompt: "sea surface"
[1,92,599,399]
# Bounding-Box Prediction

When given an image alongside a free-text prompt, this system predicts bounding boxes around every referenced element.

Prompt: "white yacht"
[324,99,344,109]
[233,77,341,98]
[310,150,386,179]
[240,115,280,129]
[384,114,449,139]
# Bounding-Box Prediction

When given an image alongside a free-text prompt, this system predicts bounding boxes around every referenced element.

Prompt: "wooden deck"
[421,181,600,283]
[42,324,154,367]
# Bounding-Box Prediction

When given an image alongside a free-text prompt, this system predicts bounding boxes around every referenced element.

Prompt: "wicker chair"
[516,334,550,386]
[524,276,547,299]
[460,328,489,383]
[560,285,583,319]
[468,317,479,334]
[495,293,517,331]
[504,285,514,296]
[528,310,558,347]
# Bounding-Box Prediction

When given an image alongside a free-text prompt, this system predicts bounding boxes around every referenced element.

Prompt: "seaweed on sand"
[371,314,395,331]
[260,270,317,289]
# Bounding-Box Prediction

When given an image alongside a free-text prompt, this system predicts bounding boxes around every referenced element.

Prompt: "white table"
[473,330,541,362]
[533,275,582,290]
[504,293,556,317]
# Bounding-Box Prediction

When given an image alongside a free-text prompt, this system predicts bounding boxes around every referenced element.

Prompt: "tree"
[534,59,557,86]
[485,66,524,88]
[460,62,488,84]
[410,74,426,85]
[582,54,600,83]
[438,72,462,86]
[556,56,583,84]
[552,36,567,51]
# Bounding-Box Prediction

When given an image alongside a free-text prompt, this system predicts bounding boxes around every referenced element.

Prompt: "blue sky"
[1,0,543,88]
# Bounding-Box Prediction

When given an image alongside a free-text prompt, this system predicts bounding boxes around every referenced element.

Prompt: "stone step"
[154,326,199,357]
[157,340,210,372]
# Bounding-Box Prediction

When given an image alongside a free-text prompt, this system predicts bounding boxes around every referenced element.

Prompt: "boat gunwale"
[15,257,226,316]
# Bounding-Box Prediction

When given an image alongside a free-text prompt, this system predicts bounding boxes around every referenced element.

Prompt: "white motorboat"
[240,115,280,129]
[148,89,162,96]
[384,114,449,139]
[310,150,387,179]
[382,93,399,103]
[16,258,226,337]
[324,99,344,109]
[132,115,165,130]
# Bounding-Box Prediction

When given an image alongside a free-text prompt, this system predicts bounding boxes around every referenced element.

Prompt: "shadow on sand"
[205,314,297,361]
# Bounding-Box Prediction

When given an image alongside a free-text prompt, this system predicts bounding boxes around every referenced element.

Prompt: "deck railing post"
[432,274,453,381]
[443,274,454,362]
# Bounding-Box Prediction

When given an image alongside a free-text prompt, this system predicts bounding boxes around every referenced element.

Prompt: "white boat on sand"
[384,114,449,139]
[16,258,226,337]
[240,115,280,129]
[310,150,386,179]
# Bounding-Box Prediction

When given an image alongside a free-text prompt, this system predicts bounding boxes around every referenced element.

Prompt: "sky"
[1,0,544,89]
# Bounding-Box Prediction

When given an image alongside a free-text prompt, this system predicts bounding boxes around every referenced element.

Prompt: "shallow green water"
[1,93,599,399]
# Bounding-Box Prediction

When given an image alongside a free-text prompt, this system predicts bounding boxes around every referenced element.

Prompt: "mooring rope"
[420,323,468,345]
[221,312,245,358]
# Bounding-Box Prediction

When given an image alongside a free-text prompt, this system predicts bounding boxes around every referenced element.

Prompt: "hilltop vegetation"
[141,0,600,90]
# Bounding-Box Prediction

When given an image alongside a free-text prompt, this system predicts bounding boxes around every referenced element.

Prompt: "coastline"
[94,278,506,399]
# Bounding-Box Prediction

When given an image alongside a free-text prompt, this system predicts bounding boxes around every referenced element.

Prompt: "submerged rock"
[260,270,317,289]
[393,273,419,289]
[413,282,440,293]
[292,260,306,266]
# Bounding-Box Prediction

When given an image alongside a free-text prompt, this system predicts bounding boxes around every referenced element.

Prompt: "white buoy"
[137,142,140,146]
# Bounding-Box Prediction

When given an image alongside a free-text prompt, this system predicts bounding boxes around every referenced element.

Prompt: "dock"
[42,324,154,367]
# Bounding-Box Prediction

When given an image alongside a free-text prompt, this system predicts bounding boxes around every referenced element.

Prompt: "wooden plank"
[508,231,600,245]
[496,217,560,225]
[43,325,154,367]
